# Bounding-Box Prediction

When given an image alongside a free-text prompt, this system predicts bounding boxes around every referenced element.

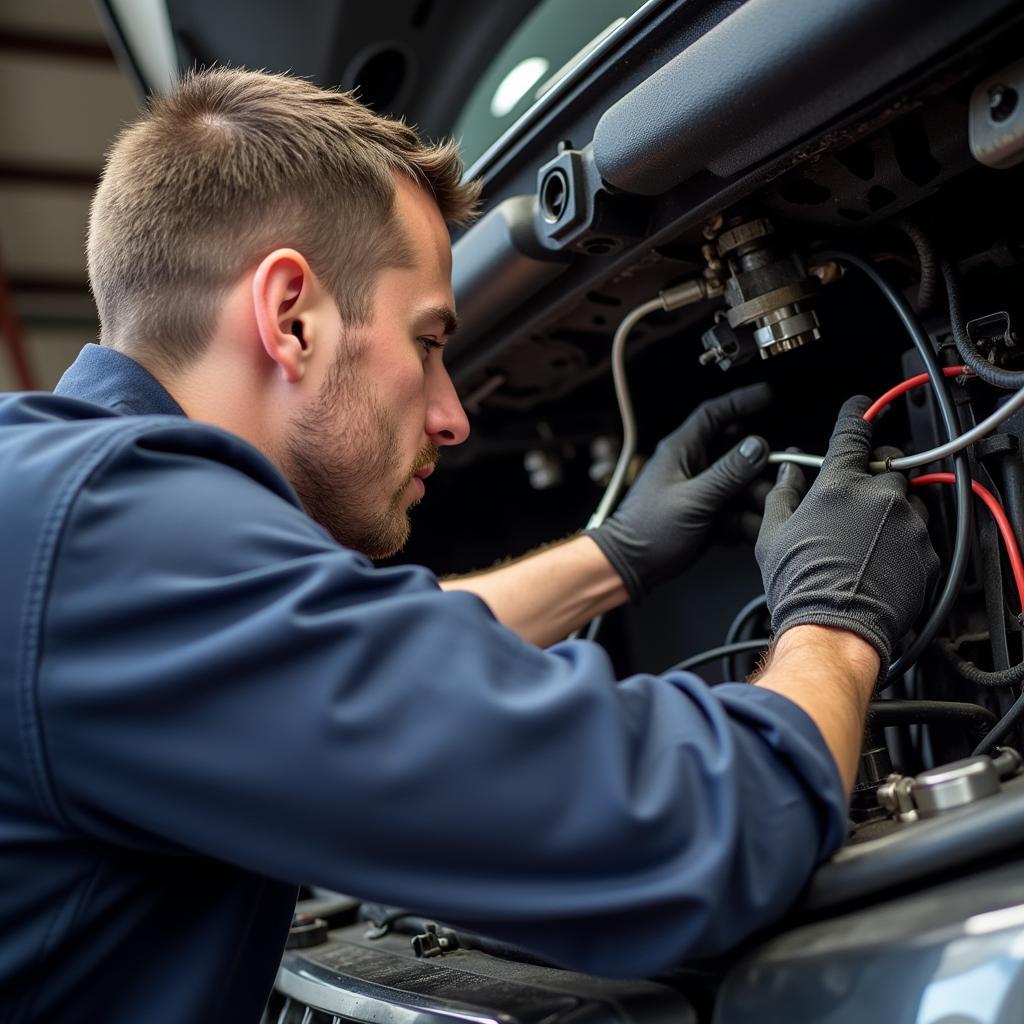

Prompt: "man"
[0,69,938,1021]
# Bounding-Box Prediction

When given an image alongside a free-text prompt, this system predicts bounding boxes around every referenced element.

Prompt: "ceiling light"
[490,57,550,118]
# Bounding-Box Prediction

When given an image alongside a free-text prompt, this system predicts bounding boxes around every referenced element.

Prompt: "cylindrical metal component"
[714,217,821,359]
[717,218,774,257]
[752,307,821,355]
[912,757,1002,818]
[725,281,817,328]
[450,195,569,360]
[660,278,714,310]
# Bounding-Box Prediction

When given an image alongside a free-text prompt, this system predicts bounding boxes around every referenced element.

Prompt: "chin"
[361,509,413,561]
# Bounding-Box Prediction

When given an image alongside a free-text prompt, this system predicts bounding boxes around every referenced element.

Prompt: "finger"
[688,435,770,505]
[871,445,905,465]
[761,458,806,528]
[869,444,912,497]
[672,382,773,475]
[864,446,912,503]
[822,395,874,473]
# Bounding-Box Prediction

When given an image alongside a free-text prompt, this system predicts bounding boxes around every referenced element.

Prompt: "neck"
[153,348,282,469]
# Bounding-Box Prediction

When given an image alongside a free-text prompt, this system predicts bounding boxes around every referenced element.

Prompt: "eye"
[417,336,444,356]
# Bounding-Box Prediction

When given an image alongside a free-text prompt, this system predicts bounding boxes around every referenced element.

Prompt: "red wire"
[863,365,970,423]
[856,367,1023,613]
[911,473,1024,615]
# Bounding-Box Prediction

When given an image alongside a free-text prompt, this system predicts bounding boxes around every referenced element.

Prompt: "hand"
[588,382,771,600]
[755,396,941,675]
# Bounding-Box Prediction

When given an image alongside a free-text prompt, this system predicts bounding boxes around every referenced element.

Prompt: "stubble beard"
[283,338,438,559]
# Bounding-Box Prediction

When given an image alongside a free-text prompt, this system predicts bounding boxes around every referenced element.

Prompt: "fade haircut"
[87,67,481,372]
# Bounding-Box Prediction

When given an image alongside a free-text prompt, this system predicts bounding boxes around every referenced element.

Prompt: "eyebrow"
[416,305,459,337]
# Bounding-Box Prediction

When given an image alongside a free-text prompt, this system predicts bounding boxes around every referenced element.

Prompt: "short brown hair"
[88,67,481,372]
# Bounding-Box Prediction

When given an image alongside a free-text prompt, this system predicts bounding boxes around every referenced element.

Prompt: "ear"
[251,248,318,383]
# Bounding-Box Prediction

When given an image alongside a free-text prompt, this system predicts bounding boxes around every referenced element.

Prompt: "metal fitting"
[809,259,843,285]
[702,212,724,239]
[716,217,774,257]
[524,450,562,490]
[876,750,1021,823]
[877,773,918,822]
[717,216,821,359]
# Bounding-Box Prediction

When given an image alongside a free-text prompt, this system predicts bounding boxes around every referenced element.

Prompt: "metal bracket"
[966,310,1016,352]
[412,923,459,958]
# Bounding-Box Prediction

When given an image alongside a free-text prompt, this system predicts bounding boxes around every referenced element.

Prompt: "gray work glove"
[588,382,771,600]
[755,395,941,675]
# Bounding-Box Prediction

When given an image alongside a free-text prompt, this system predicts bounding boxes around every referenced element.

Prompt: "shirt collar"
[54,343,186,417]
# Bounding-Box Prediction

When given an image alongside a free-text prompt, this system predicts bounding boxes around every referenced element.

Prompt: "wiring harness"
[582,251,1024,763]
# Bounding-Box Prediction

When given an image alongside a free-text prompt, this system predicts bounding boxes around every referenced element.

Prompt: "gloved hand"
[588,382,771,600]
[755,395,941,675]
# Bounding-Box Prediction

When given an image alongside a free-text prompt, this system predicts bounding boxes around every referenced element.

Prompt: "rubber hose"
[942,259,1024,390]
[868,698,996,745]
[722,594,768,680]
[934,637,1024,687]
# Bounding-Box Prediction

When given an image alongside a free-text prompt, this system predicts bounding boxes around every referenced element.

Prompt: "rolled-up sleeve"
[35,423,847,977]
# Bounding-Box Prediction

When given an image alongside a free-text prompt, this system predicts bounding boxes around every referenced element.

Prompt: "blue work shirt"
[0,343,846,1022]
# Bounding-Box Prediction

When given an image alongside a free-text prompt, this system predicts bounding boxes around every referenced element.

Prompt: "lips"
[413,464,435,480]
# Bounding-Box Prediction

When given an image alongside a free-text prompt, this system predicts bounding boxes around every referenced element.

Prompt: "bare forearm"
[440,535,628,646]
[751,624,879,794]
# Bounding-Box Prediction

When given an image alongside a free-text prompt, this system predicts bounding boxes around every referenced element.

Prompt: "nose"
[425,365,470,447]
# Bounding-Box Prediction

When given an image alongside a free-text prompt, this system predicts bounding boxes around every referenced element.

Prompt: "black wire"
[818,249,974,688]
[942,259,1024,390]
[973,690,1024,755]
[934,636,1024,687]
[896,220,937,311]
[868,698,996,746]
[721,593,768,679]
[670,638,769,673]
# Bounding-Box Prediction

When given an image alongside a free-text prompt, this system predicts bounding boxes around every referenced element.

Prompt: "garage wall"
[0,0,139,391]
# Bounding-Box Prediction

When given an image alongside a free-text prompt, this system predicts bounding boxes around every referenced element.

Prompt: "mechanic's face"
[284,178,469,558]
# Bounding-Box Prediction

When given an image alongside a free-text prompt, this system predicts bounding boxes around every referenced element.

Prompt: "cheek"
[375,372,426,459]
[392,364,430,422]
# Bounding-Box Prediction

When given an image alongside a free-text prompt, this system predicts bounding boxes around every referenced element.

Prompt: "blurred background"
[0,0,137,391]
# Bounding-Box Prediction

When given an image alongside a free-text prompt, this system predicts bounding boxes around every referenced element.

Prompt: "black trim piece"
[593,0,1015,194]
